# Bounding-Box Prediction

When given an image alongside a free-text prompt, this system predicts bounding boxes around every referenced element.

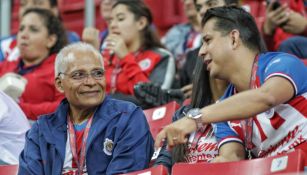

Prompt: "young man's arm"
[155,76,294,147]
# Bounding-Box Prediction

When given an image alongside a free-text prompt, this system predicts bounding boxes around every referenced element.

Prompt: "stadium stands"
[172,150,306,175]
[143,101,179,139]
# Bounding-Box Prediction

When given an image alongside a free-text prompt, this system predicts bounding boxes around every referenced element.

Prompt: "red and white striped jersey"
[215,52,307,158]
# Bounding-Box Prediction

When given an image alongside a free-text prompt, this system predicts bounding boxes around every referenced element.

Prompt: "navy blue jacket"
[19,96,154,175]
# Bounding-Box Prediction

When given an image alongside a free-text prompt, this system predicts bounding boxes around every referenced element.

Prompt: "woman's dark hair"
[22,8,68,55]
[112,0,164,50]
[171,54,213,163]
[190,59,212,108]
[202,6,267,52]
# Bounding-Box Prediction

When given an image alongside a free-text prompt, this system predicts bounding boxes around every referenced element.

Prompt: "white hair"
[55,42,104,77]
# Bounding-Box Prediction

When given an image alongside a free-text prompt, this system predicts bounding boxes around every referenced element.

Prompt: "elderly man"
[19,42,154,175]
[155,6,307,162]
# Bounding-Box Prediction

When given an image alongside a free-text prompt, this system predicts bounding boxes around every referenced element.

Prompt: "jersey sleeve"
[263,54,307,95]
[214,121,244,149]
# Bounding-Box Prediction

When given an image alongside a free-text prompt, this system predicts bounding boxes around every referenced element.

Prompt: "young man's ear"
[55,77,64,93]
[229,29,240,49]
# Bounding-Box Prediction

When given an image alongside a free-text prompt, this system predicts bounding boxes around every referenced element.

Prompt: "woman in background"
[0,8,67,120]
[103,0,175,100]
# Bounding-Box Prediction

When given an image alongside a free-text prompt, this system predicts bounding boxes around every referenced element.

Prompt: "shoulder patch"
[138,58,152,71]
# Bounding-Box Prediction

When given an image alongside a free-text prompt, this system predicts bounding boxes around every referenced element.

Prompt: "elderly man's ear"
[55,77,64,93]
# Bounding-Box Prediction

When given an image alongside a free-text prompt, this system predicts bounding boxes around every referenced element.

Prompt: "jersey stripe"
[265,72,298,95]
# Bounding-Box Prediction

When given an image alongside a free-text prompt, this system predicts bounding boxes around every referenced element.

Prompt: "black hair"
[190,59,212,108]
[112,0,164,50]
[22,8,67,55]
[171,51,214,163]
[202,6,266,52]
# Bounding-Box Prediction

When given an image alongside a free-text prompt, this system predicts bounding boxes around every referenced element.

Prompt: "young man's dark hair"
[202,6,266,52]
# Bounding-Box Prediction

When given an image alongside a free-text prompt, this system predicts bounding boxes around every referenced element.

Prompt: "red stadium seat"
[143,101,180,140]
[0,165,18,175]
[172,150,306,175]
[303,60,307,66]
[120,165,168,175]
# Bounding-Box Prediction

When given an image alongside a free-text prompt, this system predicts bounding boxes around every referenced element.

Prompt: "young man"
[155,6,307,162]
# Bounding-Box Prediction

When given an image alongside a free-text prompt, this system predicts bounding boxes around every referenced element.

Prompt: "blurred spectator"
[0,0,80,62]
[0,90,30,165]
[155,6,307,162]
[99,0,118,48]
[263,0,307,58]
[101,0,175,105]
[154,58,233,173]
[19,42,154,175]
[0,8,67,120]
[82,0,118,51]
[161,0,201,82]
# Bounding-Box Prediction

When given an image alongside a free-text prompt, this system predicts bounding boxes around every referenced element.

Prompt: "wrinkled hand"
[281,11,307,34]
[263,3,289,35]
[82,27,100,50]
[154,117,197,149]
[105,34,129,59]
[181,84,193,99]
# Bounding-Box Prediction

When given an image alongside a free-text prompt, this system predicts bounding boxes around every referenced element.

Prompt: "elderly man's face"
[57,50,106,109]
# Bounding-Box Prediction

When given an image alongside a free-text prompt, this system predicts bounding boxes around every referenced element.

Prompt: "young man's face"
[199,18,234,79]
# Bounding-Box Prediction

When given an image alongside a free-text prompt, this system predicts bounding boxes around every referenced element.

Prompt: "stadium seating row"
[1,149,304,175]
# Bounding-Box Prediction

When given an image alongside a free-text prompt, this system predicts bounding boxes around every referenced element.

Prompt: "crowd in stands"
[0,0,306,174]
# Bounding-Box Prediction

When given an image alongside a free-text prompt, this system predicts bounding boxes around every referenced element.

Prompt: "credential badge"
[103,138,114,156]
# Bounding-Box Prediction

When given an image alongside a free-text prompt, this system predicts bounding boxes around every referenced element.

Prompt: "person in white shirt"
[0,90,30,165]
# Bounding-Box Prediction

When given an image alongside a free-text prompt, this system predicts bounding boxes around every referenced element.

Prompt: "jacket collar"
[44,96,122,157]
[85,96,122,151]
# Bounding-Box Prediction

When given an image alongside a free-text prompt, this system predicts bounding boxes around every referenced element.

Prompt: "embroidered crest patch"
[138,58,151,70]
[103,138,114,156]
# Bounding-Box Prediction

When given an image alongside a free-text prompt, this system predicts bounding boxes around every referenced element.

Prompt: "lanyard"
[242,55,259,159]
[67,114,94,175]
